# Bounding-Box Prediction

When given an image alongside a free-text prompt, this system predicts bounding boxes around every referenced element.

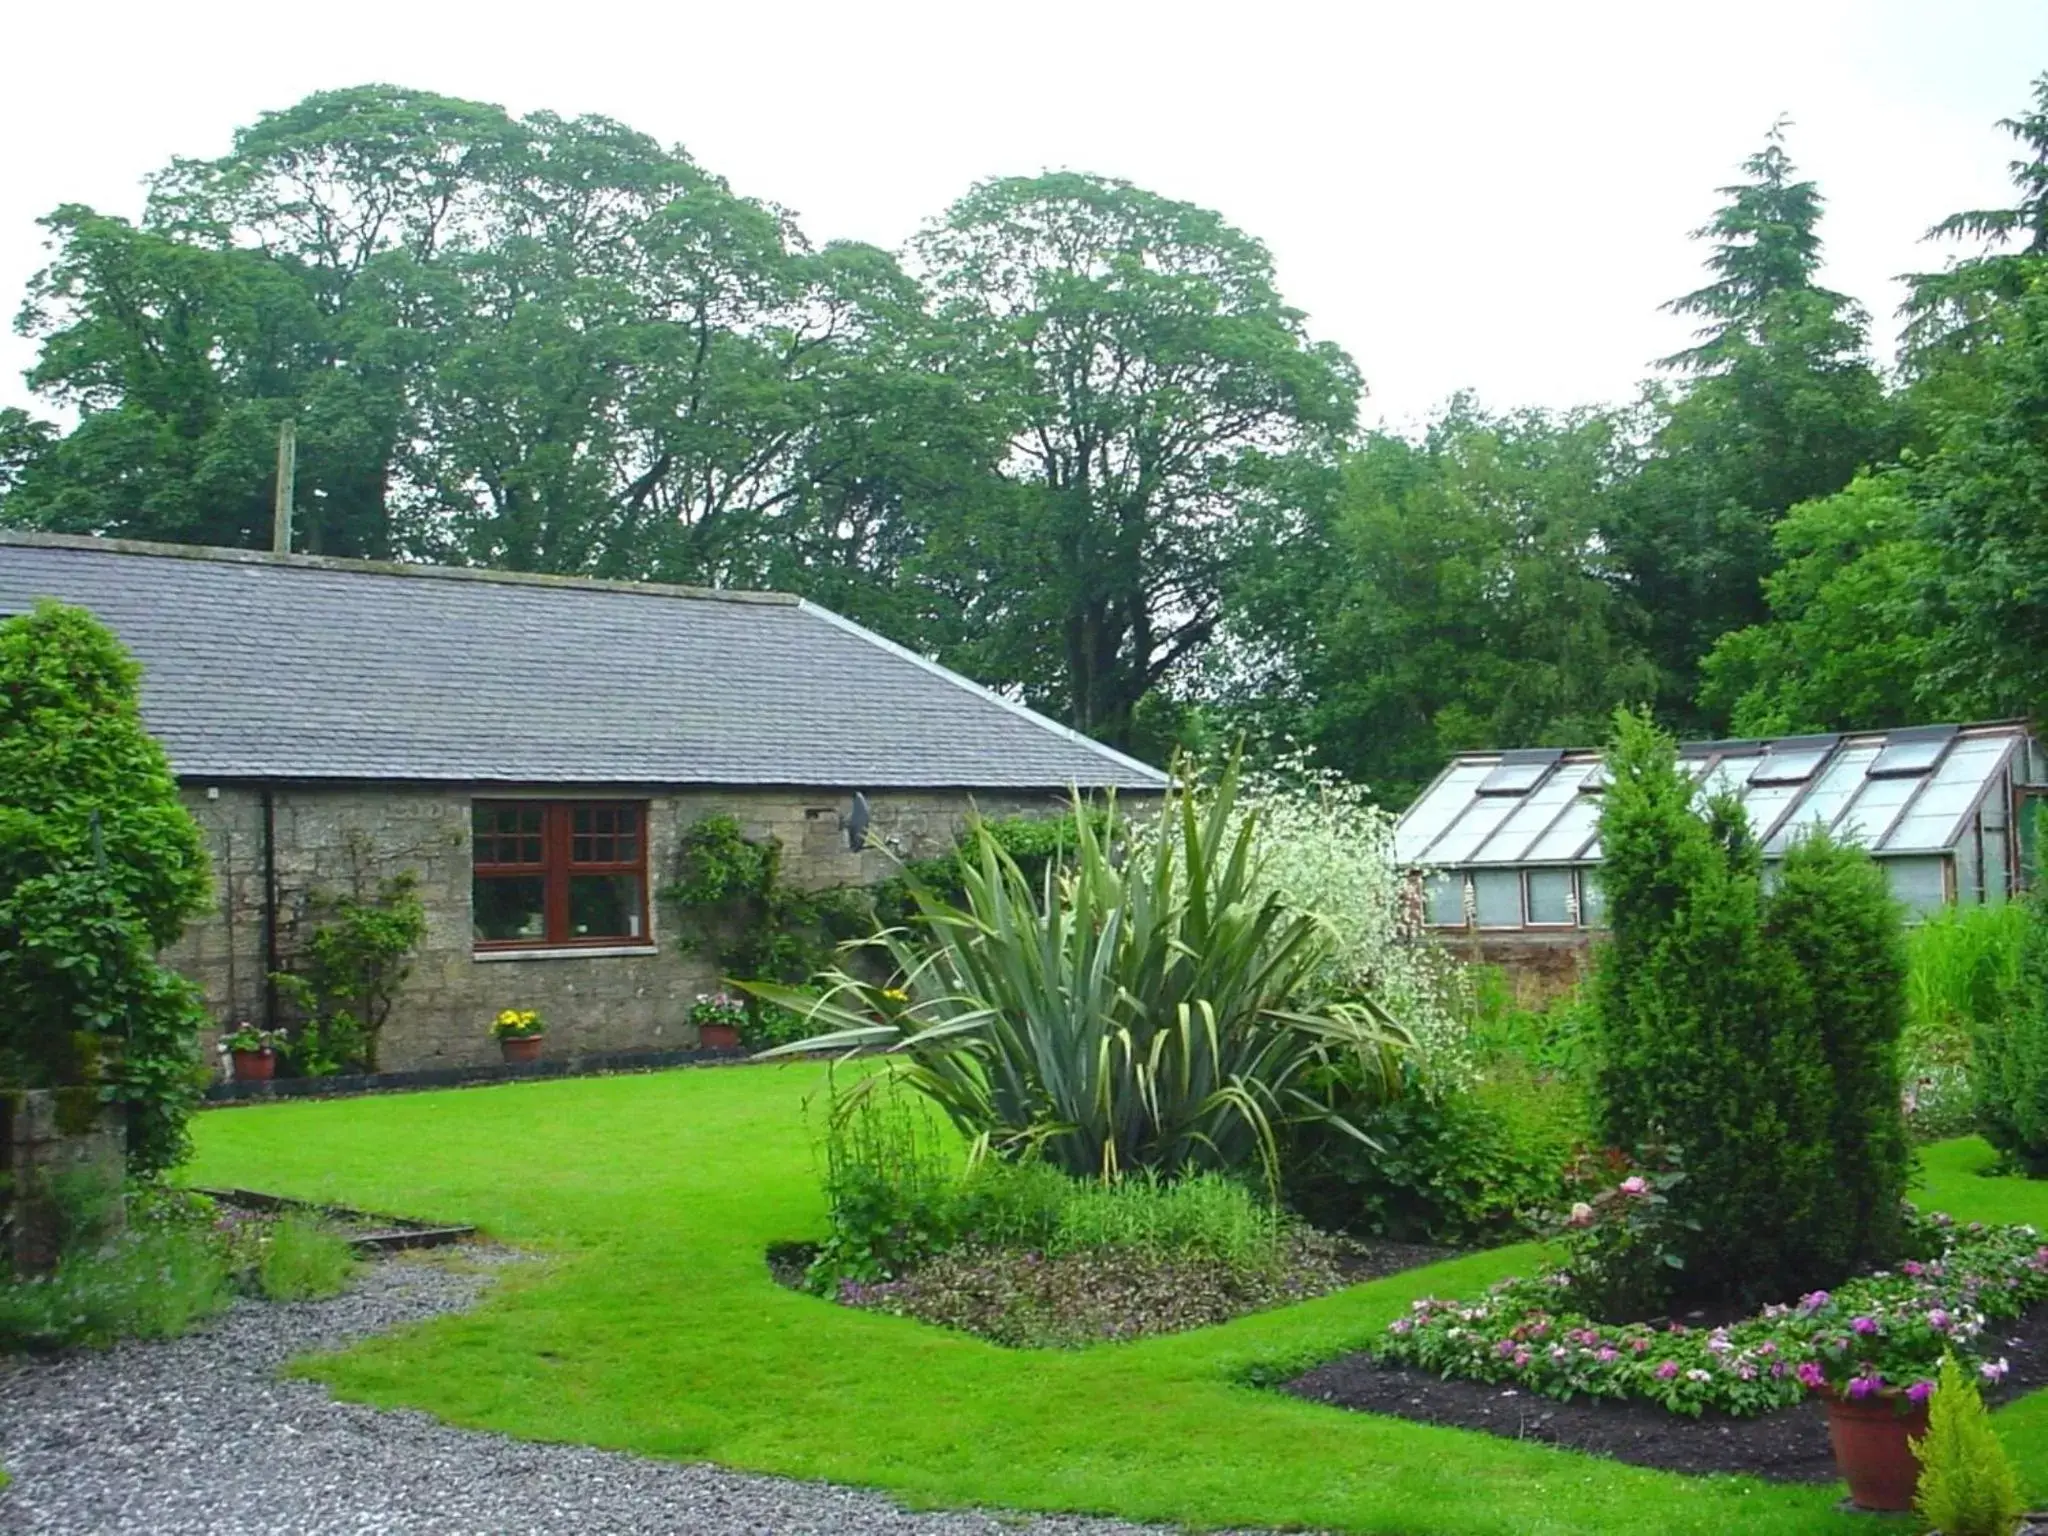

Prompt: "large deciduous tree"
[913,174,1360,749]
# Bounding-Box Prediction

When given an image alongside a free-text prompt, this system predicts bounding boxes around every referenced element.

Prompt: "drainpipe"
[261,786,279,1033]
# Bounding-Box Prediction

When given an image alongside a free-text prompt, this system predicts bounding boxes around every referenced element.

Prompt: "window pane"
[1525,869,1573,925]
[1884,856,1948,918]
[1472,869,1522,927]
[1426,873,1466,927]
[1985,827,2009,908]
[569,873,645,941]
[475,875,546,942]
[1579,870,1607,928]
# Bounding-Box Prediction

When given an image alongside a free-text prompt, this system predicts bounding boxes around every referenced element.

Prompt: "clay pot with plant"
[221,1022,284,1082]
[689,992,748,1051]
[492,1009,545,1064]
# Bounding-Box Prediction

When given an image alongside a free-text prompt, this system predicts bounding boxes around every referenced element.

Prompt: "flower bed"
[1375,1209,2047,1417]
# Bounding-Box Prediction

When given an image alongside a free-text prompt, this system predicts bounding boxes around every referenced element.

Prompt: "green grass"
[184,1066,2048,1536]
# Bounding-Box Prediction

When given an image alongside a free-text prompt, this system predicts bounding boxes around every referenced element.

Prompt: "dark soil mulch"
[1281,1299,2048,1481]
[769,1234,1456,1348]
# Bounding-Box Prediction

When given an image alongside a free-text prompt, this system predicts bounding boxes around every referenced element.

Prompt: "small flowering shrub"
[1374,1208,2047,1419]
[1544,1149,1695,1322]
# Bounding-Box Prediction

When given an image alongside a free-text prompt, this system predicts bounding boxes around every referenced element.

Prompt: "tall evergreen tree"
[1605,124,1893,731]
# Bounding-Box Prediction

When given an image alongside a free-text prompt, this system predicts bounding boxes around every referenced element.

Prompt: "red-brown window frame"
[472,800,652,951]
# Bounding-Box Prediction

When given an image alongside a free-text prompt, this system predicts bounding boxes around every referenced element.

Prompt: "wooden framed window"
[472,800,651,950]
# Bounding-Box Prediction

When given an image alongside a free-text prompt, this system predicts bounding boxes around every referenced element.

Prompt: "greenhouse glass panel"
[1478,760,1553,795]
[1956,824,1981,905]
[1884,856,1948,916]
[1471,761,1597,863]
[1471,870,1522,927]
[1525,868,1574,925]
[1578,869,1607,927]
[1736,780,1805,841]
[1426,873,1467,927]
[1985,828,2009,907]
[1749,745,1834,786]
[1834,772,1922,848]
[1394,763,1491,863]
[1870,733,1954,778]
[1426,793,1525,866]
[1884,737,2011,851]
[1525,795,1601,863]
[1766,744,1881,853]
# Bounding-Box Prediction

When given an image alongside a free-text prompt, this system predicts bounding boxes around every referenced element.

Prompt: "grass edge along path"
[183,1066,2048,1536]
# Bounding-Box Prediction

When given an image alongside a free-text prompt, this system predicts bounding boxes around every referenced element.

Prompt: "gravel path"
[0,1249,1225,1536]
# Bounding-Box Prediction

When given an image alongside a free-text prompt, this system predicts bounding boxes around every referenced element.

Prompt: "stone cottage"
[0,531,1167,1072]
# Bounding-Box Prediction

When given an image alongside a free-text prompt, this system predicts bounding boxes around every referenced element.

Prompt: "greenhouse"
[1395,721,2043,937]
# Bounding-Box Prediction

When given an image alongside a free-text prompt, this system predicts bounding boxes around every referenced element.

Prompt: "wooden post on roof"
[272,420,296,554]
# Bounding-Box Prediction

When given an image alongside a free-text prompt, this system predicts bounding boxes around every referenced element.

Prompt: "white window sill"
[473,945,658,963]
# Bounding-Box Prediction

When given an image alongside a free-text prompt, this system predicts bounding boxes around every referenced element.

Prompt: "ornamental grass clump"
[1912,1352,2026,1536]
[751,756,1410,1186]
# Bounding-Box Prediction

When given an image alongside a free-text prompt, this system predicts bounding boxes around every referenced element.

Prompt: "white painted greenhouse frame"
[1394,722,2045,933]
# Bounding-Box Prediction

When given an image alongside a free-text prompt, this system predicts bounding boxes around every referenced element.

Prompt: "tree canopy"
[6,80,2047,786]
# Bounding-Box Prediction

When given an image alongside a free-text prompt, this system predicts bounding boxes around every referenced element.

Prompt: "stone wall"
[164,782,1073,1074]
[1,1089,126,1277]
[1436,929,1597,1008]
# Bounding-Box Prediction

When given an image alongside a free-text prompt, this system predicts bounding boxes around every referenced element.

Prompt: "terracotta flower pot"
[500,1034,544,1064]
[1822,1388,1929,1511]
[698,1022,742,1050]
[231,1048,275,1082]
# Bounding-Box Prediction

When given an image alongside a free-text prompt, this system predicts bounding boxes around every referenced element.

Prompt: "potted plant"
[1787,1287,1971,1511]
[492,1008,545,1064]
[221,1022,284,1082]
[689,992,747,1051]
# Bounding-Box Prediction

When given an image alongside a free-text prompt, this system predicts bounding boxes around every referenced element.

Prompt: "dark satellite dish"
[847,792,871,851]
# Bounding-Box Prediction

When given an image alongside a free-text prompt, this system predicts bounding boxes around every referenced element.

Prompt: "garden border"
[194,1185,477,1253]
[202,1044,750,1104]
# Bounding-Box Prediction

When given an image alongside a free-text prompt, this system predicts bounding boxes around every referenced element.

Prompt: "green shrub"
[1465,979,1597,1082]
[1765,827,1911,1277]
[1282,1063,1585,1245]
[870,811,1107,931]
[0,1215,233,1351]
[1591,710,1847,1305]
[255,1215,358,1301]
[1912,1352,2025,1536]
[1907,901,2027,1056]
[753,757,1410,1185]
[806,1074,964,1290]
[665,815,876,988]
[0,602,212,1174]
[272,869,428,1076]
[1976,834,2048,1175]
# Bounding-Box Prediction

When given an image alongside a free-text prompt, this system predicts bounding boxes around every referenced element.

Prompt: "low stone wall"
[164,781,1085,1075]
[1440,930,1596,1007]
[1,1088,126,1277]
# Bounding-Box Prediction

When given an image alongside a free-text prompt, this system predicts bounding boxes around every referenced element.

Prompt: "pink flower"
[1630,1337,1650,1354]
[1926,1309,1951,1332]
[1496,1339,1517,1359]
[1796,1362,1826,1390]
[1906,1380,1934,1405]
[1656,1361,1679,1380]
[1618,1175,1649,1196]
[1902,1260,1924,1278]
[1798,1290,1830,1314]
[1512,1349,1532,1368]
[1850,1316,1879,1336]
[1848,1375,1883,1400]
[1596,1347,1618,1363]
[1388,1318,1413,1335]
[1981,1358,2010,1385]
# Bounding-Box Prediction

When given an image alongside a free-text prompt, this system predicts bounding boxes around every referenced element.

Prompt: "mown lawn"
[186,1065,2048,1536]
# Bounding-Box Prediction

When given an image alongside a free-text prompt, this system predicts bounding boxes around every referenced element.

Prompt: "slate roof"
[1394,723,2039,869]
[0,533,1167,791]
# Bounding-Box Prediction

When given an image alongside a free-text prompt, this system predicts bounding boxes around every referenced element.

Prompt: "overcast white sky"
[2,0,2043,429]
